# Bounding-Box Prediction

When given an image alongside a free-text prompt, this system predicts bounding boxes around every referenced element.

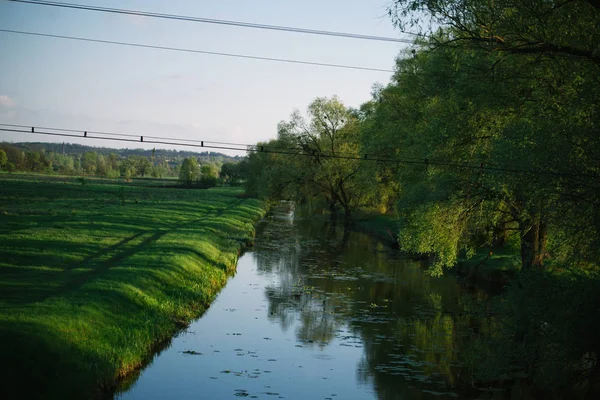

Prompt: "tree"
[95,154,107,176]
[25,151,50,172]
[81,152,97,175]
[356,88,402,214]
[134,156,152,177]
[388,0,600,65]
[277,96,364,223]
[0,149,7,170]
[150,164,167,178]
[243,138,301,199]
[368,1,600,272]
[220,162,242,183]
[179,158,200,185]
[107,153,120,171]
[200,163,219,188]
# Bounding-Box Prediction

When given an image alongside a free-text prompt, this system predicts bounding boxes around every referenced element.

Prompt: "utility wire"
[0,124,595,179]
[0,123,254,147]
[0,123,458,165]
[9,0,418,44]
[0,29,395,73]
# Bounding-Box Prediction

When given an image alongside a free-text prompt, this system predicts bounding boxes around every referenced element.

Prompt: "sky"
[0,0,412,155]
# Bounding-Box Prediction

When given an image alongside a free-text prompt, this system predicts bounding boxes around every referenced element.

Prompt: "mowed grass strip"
[0,175,265,399]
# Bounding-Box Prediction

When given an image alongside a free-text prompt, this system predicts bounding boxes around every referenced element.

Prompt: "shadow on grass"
[0,319,113,400]
[0,177,266,398]
[1,199,249,306]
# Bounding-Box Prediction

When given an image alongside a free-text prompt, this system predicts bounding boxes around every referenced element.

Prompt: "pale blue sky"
[0,0,411,154]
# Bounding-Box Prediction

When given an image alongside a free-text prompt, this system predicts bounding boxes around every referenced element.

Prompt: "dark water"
[116,203,502,400]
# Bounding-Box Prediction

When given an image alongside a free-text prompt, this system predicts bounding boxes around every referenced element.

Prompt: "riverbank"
[453,246,521,286]
[352,211,399,248]
[0,176,266,399]
[352,210,521,285]
[117,201,491,400]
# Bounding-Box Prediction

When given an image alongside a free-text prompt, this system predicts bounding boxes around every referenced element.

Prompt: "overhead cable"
[0,29,395,73]
[9,0,418,44]
[0,124,595,179]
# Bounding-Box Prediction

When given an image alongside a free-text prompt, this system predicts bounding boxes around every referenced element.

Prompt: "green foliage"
[388,0,600,65]
[349,4,599,271]
[134,155,152,177]
[245,96,367,221]
[200,163,220,188]
[220,162,244,184]
[239,0,600,277]
[178,157,200,185]
[0,143,238,182]
[463,269,600,396]
[0,149,7,169]
[150,164,167,178]
[0,175,265,398]
[81,151,97,174]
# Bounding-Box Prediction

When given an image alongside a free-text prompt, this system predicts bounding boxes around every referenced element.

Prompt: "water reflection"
[117,203,506,400]
[254,204,498,399]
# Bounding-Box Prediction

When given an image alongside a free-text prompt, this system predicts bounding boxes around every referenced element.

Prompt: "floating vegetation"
[118,204,504,399]
[181,350,203,356]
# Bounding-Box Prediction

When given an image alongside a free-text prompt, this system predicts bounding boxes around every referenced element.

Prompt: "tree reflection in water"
[251,204,503,399]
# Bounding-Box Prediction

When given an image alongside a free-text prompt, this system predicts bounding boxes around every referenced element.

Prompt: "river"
[116,203,502,399]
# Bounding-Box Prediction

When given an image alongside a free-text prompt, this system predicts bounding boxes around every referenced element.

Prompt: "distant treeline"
[5,142,239,161]
[0,142,243,184]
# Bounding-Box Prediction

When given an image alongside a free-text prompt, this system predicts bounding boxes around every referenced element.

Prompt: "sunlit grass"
[0,175,265,399]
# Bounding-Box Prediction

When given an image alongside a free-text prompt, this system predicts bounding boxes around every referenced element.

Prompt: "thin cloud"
[0,95,16,107]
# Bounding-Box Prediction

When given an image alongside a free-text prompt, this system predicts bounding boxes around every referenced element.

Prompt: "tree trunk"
[343,204,352,227]
[492,221,508,248]
[329,200,337,221]
[520,219,547,270]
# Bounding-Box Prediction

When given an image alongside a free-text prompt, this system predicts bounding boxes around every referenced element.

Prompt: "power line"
[0,29,395,73]
[0,123,255,147]
[0,126,251,153]
[9,0,417,44]
[0,124,594,179]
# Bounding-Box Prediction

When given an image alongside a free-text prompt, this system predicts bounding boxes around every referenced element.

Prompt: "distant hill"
[6,142,242,163]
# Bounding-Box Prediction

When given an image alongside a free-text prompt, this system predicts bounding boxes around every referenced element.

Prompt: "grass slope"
[0,175,265,399]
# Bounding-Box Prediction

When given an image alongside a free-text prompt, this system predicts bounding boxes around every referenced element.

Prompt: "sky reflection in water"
[117,205,496,400]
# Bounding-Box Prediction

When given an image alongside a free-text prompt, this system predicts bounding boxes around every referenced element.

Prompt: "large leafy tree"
[388,0,600,65]
[277,96,364,223]
[372,0,600,272]
[244,97,370,224]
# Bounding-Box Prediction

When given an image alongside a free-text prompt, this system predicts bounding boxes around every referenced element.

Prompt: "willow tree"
[377,0,600,272]
[388,0,600,64]
[277,96,364,223]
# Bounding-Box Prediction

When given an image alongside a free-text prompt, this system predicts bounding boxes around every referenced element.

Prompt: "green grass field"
[0,175,265,399]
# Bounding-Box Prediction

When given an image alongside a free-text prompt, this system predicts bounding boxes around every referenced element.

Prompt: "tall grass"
[0,176,265,399]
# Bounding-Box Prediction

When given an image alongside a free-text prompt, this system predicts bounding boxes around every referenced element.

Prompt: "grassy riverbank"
[0,175,265,399]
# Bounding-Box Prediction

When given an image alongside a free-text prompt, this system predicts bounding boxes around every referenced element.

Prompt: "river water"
[116,203,501,399]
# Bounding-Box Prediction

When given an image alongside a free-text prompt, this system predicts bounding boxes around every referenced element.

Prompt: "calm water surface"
[116,204,499,400]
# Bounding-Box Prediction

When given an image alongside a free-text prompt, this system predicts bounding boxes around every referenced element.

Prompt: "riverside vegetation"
[241,0,600,397]
[0,174,265,398]
[1,0,599,397]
